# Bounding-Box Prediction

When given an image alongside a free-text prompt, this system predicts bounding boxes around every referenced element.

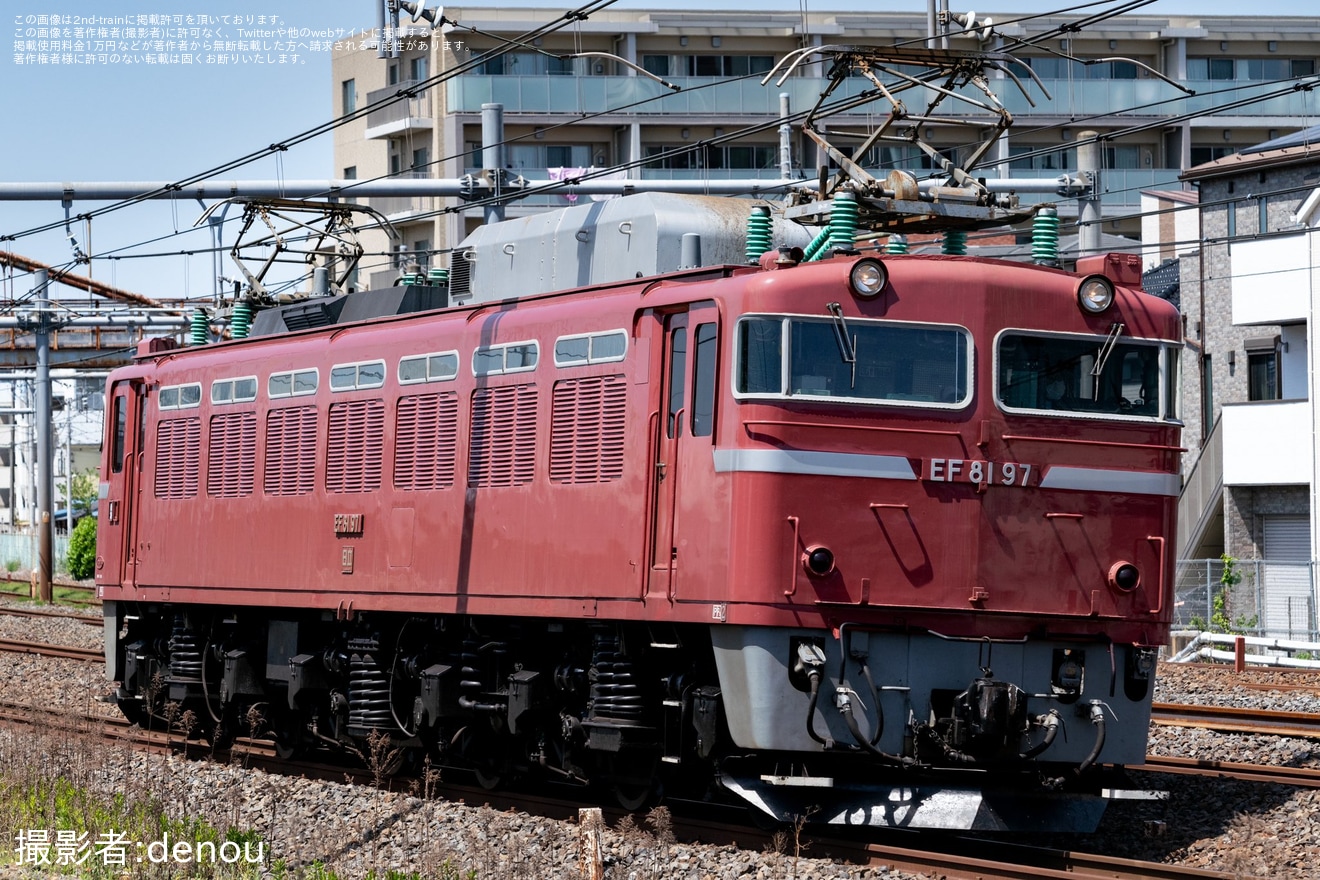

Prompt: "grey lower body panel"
[720,771,1112,832]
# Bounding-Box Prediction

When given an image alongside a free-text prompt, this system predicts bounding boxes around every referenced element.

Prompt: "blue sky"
[0,0,1309,302]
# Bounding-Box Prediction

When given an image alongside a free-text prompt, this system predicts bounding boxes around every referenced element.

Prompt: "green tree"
[57,467,99,516]
[66,514,97,579]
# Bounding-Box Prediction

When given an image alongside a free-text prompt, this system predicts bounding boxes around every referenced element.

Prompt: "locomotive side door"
[96,380,145,592]
[647,302,722,602]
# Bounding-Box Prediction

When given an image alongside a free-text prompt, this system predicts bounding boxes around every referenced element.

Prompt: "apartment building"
[1176,125,1320,639]
[331,8,1320,289]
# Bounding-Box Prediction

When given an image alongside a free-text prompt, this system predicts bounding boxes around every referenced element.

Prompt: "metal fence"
[0,531,74,576]
[1175,558,1318,642]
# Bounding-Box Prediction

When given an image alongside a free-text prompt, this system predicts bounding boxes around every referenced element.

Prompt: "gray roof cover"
[1241,123,1320,155]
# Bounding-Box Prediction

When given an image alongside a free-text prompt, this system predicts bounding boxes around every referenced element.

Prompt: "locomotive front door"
[647,302,721,602]
[97,380,145,592]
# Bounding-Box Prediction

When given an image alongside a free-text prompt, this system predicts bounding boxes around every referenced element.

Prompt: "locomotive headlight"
[803,545,836,576]
[849,258,887,298]
[1108,561,1141,592]
[1076,275,1115,314]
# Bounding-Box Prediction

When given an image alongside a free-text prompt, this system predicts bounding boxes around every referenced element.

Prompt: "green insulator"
[428,267,449,285]
[188,309,208,346]
[828,191,859,253]
[885,234,909,255]
[802,225,833,262]
[1032,207,1061,266]
[941,229,968,256]
[745,206,773,264]
[231,302,253,340]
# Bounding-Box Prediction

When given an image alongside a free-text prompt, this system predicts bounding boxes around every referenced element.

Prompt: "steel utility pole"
[28,271,52,602]
[1077,130,1102,257]
[13,277,189,599]
[482,103,506,225]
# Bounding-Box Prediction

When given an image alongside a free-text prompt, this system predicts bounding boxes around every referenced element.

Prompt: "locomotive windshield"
[735,315,971,407]
[996,331,1181,421]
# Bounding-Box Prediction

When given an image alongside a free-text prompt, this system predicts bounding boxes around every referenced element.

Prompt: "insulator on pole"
[941,229,967,255]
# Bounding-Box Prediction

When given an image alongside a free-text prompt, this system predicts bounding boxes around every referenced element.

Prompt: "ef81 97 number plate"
[924,458,1035,486]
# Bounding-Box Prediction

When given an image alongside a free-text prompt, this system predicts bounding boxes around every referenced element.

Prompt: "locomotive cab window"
[111,395,126,473]
[734,315,971,407]
[996,331,1180,421]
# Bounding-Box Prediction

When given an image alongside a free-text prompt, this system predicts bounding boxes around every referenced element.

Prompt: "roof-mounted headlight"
[850,258,887,299]
[1077,275,1115,314]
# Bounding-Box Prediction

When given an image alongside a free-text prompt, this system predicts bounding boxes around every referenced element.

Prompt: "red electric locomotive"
[98,193,1180,831]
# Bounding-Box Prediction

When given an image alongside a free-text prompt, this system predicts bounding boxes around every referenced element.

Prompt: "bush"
[66,515,97,580]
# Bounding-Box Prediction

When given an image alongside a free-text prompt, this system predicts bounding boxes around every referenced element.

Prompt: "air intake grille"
[550,375,626,484]
[264,406,318,496]
[154,418,201,499]
[207,411,256,497]
[449,250,472,299]
[468,384,536,487]
[327,399,385,493]
[395,392,458,491]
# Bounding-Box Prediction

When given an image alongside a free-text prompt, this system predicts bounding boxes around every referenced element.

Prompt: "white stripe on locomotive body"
[713,448,1178,496]
[711,448,919,480]
[1037,466,1180,496]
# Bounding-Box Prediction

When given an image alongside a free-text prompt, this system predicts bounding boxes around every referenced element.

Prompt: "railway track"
[1139,755,1320,788]
[1165,661,1320,696]
[0,604,101,626]
[0,637,101,662]
[0,696,1263,880]
[1151,701,1320,738]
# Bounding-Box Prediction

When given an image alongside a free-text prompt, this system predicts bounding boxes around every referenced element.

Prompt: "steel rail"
[1138,755,1320,788]
[0,637,101,663]
[0,605,101,626]
[1152,701,1320,739]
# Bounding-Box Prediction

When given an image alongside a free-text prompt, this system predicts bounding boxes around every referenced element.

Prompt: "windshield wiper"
[826,302,859,389]
[1092,322,1125,377]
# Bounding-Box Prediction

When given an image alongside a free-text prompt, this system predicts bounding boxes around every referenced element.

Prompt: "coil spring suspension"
[589,632,644,721]
[167,615,202,681]
[346,637,394,734]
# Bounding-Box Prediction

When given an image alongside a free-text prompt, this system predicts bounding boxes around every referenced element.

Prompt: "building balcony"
[446,75,1318,122]
[365,80,434,139]
[1222,399,1311,486]
[1231,232,1315,326]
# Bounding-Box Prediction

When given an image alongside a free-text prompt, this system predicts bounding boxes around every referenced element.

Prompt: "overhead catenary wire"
[0,0,628,245]
[4,0,1315,298]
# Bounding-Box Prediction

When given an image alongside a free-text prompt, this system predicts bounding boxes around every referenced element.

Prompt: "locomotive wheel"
[612,781,657,812]
[455,724,506,790]
[273,728,303,761]
[607,754,661,811]
[473,762,503,791]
